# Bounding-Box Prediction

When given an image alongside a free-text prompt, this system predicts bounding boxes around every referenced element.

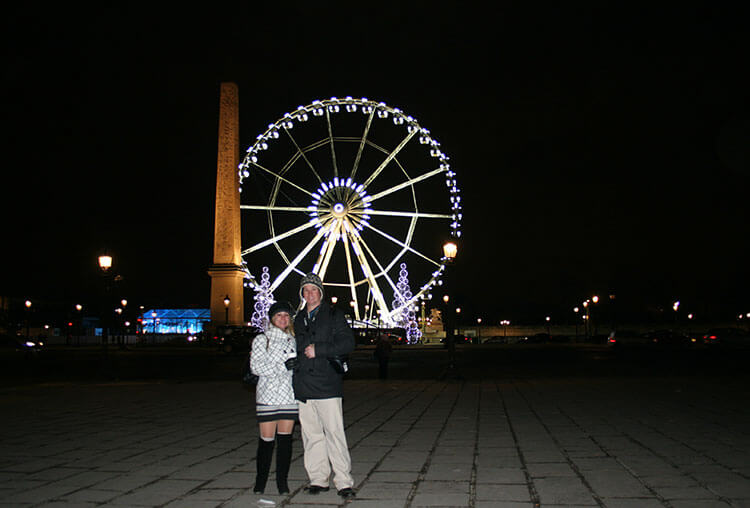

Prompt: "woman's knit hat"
[299,272,324,300]
[268,300,294,319]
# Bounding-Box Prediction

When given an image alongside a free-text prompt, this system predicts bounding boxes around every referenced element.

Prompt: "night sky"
[3,4,748,324]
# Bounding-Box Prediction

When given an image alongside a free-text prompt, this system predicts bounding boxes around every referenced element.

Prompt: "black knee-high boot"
[254,438,275,494]
[275,433,292,494]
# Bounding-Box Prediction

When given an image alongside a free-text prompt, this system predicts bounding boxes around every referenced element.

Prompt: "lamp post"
[501,320,510,341]
[673,300,680,329]
[573,307,580,342]
[120,299,128,345]
[609,293,617,333]
[439,239,460,380]
[24,300,32,339]
[477,318,482,344]
[364,304,370,335]
[582,301,590,340]
[223,295,230,325]
[98,253,113,347]
[75,304,83,345]
[545,316,551,338]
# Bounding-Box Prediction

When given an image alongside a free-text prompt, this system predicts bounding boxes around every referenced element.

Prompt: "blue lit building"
[140,309,210,334]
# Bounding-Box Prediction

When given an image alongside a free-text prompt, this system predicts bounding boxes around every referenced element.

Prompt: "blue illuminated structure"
[140,309,210,334]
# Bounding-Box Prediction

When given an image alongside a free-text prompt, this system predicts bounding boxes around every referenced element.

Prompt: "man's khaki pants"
[297,397,354,490]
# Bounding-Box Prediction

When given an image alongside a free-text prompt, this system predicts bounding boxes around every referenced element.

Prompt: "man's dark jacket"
[293,302,355,401]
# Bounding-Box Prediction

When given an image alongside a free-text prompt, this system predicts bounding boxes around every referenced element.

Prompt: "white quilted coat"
[250,325,296,405]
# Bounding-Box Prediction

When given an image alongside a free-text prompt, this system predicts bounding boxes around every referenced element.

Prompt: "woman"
[250,300,299,494]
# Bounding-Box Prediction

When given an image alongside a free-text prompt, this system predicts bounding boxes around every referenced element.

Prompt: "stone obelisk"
[208,82,244,327]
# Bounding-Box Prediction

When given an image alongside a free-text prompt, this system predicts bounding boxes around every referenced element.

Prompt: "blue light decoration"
[140,309,210,334]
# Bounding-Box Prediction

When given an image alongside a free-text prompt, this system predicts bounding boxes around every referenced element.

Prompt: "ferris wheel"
[238,97,462,327]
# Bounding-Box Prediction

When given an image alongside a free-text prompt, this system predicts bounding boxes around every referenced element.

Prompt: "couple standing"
[249,272,356,499]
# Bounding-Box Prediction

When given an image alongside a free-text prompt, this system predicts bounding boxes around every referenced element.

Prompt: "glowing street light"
[98,255,112,271]
[223,295,230,324]
[442,241,458,260]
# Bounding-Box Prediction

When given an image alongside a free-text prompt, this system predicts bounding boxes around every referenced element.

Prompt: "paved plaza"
[1,376,749,507]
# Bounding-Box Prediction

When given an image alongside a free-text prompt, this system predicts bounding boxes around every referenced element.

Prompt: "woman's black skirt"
[256,403,299,422]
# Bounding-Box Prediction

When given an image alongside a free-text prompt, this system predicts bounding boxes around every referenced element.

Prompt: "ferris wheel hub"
[332,202,346,217]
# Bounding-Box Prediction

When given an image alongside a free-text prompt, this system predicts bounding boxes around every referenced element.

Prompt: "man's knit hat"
[299,272,324,300]
[268,300,294,320]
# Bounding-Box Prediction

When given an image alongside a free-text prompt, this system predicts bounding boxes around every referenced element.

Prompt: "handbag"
[241,334,268,385]
[241,353,258,385]
[328,355,349,374]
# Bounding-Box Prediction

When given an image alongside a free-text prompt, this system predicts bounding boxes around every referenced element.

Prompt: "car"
[519,333,549,344]
[440,335,471,345]
[483,336,506,344]
[604,329,640,346]
[213,325,262,354]
[0,334,44,357]
[643,329,696,347]
[702,328,750,348]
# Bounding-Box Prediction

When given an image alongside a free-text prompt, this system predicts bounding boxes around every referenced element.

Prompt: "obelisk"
[208,82,245,327]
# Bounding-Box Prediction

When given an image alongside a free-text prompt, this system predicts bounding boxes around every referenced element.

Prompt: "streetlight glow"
[442,241,458,260]
[98,255,113,271]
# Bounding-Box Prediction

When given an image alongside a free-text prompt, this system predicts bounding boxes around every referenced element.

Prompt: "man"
[293,272,356,499]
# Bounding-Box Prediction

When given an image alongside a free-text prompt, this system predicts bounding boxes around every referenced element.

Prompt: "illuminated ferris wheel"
[238,97,462,327]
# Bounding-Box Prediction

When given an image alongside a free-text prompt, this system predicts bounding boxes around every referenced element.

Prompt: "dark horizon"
[2,4,748,325]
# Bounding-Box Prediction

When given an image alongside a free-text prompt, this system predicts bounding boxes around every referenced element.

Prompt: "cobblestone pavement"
[1,376,748,507]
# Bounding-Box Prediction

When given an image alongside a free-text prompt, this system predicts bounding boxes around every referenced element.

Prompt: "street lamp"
[24,300,32,338]
[151,311,158,336]
[223,295,230,325]
[75,304,83,345]
[545,316,551,337]
[500,320,510,340]
[98,253,114,347]
[439,241,460,380]
[477,318,482,344]
[573,307,580,341]
[98,255,112,271]
[119,299,128,345]
[442,241,458,260]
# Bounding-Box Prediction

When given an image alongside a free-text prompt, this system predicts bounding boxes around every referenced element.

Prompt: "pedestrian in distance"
[250,301,300,495]
[293,272,357,499]
[374,333,392,379]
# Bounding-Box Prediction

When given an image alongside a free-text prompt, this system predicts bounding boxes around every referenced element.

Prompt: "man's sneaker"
[338,487,356,499]
[304,485,329,494]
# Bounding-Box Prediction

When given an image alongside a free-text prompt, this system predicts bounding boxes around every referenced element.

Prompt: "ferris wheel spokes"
[240,205,311,213]
[282,127,325,185]
[315,220,343,280]
[250,161,316,197]
[361,128,419,190]
[365,210,453,219]
[341,230,361,321]
[241,219,319,256]
[269,226,328,293]
[325,110,339,178]
[366,166,446,203]
[364,222,442,267]
[345,220,391,323]
[350,109,375,180]
[353,232,401,300]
